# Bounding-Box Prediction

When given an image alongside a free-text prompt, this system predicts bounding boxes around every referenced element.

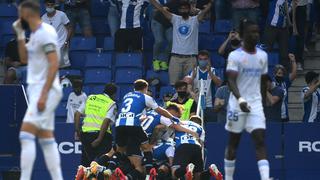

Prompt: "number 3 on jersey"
[121,98,133,112]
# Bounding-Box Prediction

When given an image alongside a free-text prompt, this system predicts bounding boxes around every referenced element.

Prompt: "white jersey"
[66,92,87,123]
[226,48,268,114]
[26,22,61,90]
[42,10,69,48]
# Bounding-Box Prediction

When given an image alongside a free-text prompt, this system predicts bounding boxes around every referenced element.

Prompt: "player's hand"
[37,93,48,112]
[288,53,296,63]
[239,102,250,112]
[12,19,25,40]
[91,138,102,148]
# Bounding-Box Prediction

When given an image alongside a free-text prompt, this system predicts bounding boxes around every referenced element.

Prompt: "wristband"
[238,97,246,104]
[17,32,26,40]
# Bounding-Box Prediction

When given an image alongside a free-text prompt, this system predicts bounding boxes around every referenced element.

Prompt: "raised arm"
[13,20,28,64]
[149,0,173,20]
[197,0,213,21]
[288,53,297,81]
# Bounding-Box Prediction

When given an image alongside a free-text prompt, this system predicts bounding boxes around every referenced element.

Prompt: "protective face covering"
[198,60,208,68]
[46,7,55,13]
[20,18,30,30]
[275,76,284,82]
[177,91,187,98]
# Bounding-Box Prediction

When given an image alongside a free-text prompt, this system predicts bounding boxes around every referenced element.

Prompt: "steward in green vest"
[74,83,117,166]
[169,80,197,120]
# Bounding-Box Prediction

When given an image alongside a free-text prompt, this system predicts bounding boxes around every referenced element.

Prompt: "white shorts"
[23,84,62,131]
[225,109,266,133]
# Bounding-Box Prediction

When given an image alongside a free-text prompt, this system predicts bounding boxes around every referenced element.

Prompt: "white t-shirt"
[42,10,69,48]
[66,92,87,123]
[77,94,118,122]
[226,48,268,113]
[26,22,61,89]
[186,67,219,107]
[171,14,199,55]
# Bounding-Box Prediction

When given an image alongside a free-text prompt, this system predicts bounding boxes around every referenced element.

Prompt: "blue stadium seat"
[90,0,109,17]
[69,51,88,69]
[0,4,17,17]
[268,52,280,66]
[214,20,233,34]
[0,20,15,35]
[83,85,92,95]
[0,34,15,48]
[85,52,112,69]
[59,69,82,77]
[211,53,226,68]
[159,86,175,99]
[146,70,159,80]
[115,68,143,84]
[148,86,157,98]
[55,102,67,120]
[199,34,226,51]
[158,71,170,85]
[199,20,211,34]
[70,37,96,51]
[115,53,143,68]
[84,69,112,84]
[103,37,115,51]
[92,18,109,34]
[62,87,73,102]
[91,85,106,94]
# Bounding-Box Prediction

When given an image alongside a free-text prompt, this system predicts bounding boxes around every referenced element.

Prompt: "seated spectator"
[184,50,222,122]
[167,80,197,120]
[230,0,260,29]
[66,79,87,123]
[264,75,284,122]
[3,37,27,84]
[214,81,230,123]
[150,0,213,85]
[218,30,241,60]
[42,0,72,68]
[115,0,149,52]
[263,0,296,69]
[302,71,320,122]
[273,53,297,122]
[61,0,92,37]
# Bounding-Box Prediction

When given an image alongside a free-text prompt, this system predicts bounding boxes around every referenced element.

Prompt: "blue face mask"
[198,60,208,68]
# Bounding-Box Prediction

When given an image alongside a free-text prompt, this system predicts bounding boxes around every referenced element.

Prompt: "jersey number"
[227,111,238,121]
[141,115,154,131]
[121,98,133,112]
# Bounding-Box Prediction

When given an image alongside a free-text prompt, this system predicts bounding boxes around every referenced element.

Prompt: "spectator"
[167,80,197,120]
[150,0,213,85]
[184,50,222,122]
[302,71,320,122]
[3,38,27,84]
[42,0,72,68]
[230,0,260,29]
[218,30,241,60]
[294,0,308,70]
[107,0,121,37]
[61,0,92,37]
[214,81,230,123]
[115,0,149,52]
[66,79,87,123]
[263,0,296,69]
[264,75,284,122]
[273,53,297,122]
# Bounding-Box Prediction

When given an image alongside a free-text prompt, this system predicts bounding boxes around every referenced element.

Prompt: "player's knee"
[19,131,35,143]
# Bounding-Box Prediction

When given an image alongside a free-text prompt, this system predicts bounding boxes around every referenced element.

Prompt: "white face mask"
[46,7,55,13]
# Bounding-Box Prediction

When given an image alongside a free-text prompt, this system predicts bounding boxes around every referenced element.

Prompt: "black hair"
[198,50,210,58]
[238,18,257,38]
[44,0,55,4]
[190,115,202,125]
[104,83,117,97]
[72,79,83,88]
[178,0,191,9]
[174,80,188,89]
[166,104,182,115]
[134,79,149,91]
[305,71,319,84]
[19,0,40,14]
[274,64,286,75]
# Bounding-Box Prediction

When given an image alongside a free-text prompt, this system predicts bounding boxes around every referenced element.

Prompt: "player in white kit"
[224,19,270,180]
[13,1,63,180]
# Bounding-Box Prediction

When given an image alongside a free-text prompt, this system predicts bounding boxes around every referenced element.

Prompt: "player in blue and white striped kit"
[172,116,223,180]
[114,79,182,179]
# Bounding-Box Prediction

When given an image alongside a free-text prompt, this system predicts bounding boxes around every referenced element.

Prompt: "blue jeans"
[108,5,120,37]
[151,19,172,62]
[232,7,260,29]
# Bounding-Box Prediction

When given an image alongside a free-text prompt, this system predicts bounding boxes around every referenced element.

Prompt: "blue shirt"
[267,0,292,28]
[174,121,205,148]
[116,91,159,127]
[274,76,292,119]
[120,0,149,29]
[302,87,320,122]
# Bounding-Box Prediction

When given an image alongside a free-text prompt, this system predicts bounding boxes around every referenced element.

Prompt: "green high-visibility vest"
[166,99,194,121]
[82,94,114,133]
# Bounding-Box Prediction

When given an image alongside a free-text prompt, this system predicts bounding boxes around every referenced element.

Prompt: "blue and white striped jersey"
[120,0,149,29]
[267,0,292,28]
[116,91,159,127]
[174,121,205,148]
[141,110,173,137]
[302,87,320,122]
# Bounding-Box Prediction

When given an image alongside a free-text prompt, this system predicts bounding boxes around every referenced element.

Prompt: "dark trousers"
[80,131,113,166]
[295,5,307,65]
[263,25,289,68]
[115,28,143,52]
